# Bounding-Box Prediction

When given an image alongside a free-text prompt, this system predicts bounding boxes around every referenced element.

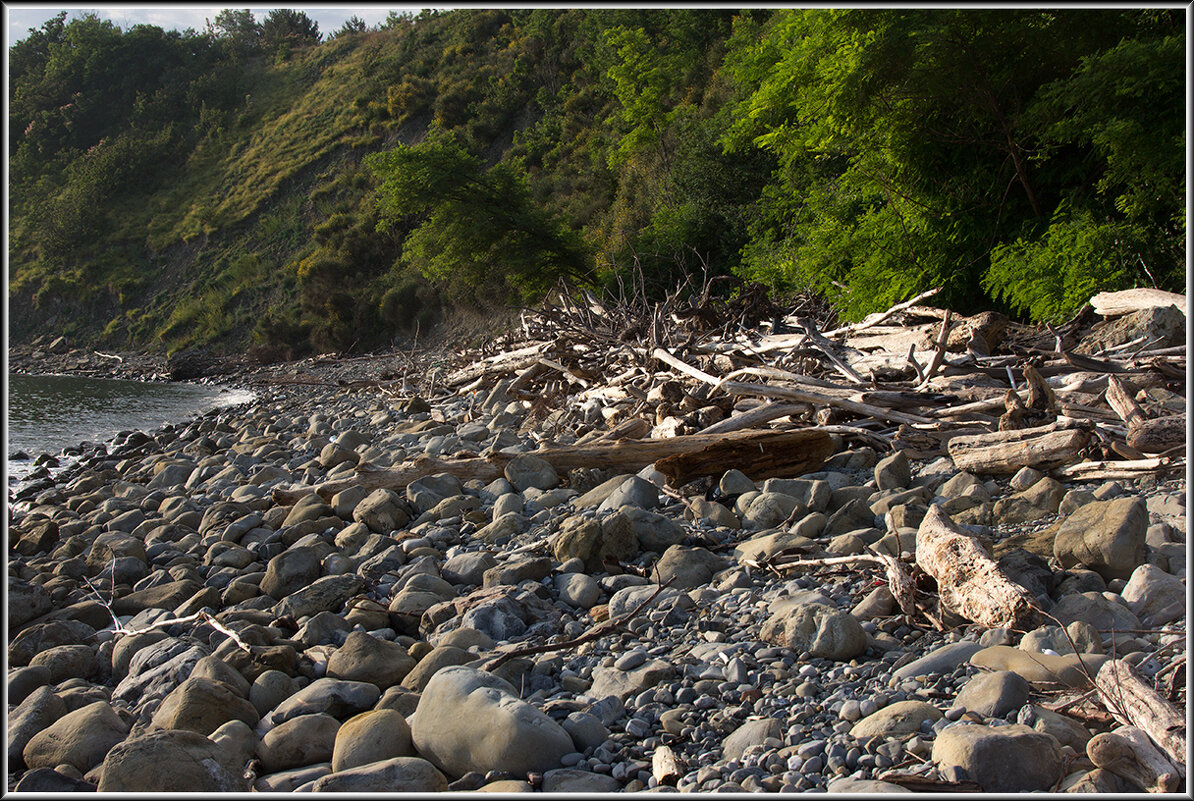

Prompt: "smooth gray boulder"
[1053,497,1147,581]
[410,666,573,778]
[931,722,1064,792]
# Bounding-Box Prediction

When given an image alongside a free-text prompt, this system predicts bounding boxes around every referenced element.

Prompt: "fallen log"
[651,428,835,486]
[1105,375,1146,428]
[1086,726,1181,793]
[946,420,1091,475]
[1127,414,1186,454]
[653,347,935,427]
[273,428,835,504]
[1090,288,1187,317]
[915,504,1041,630]
[718,380,935,427]
[1094,658,1186,777]
[1052,456,1183,481]
[443,341,550,386]
[891,424,990,459]
[696,401,806,435]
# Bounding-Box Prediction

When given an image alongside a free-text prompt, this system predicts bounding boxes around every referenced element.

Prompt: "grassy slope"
[9,33,412,355]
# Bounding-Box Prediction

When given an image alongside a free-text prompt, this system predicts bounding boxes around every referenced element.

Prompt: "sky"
[4,4,430,48]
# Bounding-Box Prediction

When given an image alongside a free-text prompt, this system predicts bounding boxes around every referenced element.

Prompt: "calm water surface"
[7,373,255,484]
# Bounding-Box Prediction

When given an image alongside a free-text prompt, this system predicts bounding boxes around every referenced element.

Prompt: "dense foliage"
[8,8,1184,356]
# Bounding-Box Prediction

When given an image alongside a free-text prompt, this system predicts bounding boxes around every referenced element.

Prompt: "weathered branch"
[915,504,1041,630]
[273,428,834,504]
[1094,658,1186,775]
[947,420,1091,474]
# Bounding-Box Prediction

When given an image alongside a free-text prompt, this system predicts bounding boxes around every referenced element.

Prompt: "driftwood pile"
[405,282,1185,484]
[274,280,1188,783]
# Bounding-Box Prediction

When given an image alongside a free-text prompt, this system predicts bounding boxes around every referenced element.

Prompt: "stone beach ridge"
[7,295,1189,794]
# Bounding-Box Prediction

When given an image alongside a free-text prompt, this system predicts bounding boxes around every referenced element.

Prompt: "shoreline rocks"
[6,361,1187,794]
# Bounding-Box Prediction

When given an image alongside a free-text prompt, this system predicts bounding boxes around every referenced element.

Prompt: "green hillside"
[7,8,1185,357]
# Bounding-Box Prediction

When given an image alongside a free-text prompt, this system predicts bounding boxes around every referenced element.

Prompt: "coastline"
[6,302,1188,793]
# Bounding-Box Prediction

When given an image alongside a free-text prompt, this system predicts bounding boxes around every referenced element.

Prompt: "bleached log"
[1105,375,1145,427]
[1090,288,1187,317]
[653,347,935,426]
[274,428,835,504]
[946,421,1091,474]
[1052,456,1183,481]
[915,504,1041,630]
[915,309,953,389]
[1127,414,1186,454]
[1105,374,1186,451]
[720,380,935,426]
[443,342,550,386]
[1094,658,1186,777]
[536,357,590,388]
[1086,726,1181,793]
[696,402,806,435]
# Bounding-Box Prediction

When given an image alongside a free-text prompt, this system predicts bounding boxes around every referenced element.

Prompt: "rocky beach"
[6,289,1188,794]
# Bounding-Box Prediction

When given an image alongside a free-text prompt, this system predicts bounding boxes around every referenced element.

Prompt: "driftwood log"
[653,428,835,486]
[915,504,1041,630]
[1094,658,1187,776]
[1086,726,1181,793]
[946,420,1091,474]
[273,428,834,505]
[1090,288,1187,317]
[444,341,549,386]
[1053,457,1184,481]
[1106,375,1187,453]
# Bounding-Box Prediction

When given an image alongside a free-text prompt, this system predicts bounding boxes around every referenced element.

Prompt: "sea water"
[6,373,255,486]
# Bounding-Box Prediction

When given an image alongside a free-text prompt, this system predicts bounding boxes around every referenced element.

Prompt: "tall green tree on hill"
[207,8,262,56]
[366,135,592,304]
[262,9,321,59]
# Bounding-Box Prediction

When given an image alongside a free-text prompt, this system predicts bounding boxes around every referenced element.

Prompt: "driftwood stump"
[915,504,1041,630]
[1086,726,1181,793]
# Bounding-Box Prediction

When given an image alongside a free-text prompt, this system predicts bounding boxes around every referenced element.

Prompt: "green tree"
[366,136,592,302]
[721,9,1172,320]
[207,8,261,55]
[261,9,321,53]
[984,19,1185,320]
[332,15,367,38]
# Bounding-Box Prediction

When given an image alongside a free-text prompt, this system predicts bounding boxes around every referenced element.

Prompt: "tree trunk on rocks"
[1126,415,1186,454]
[273,428,834,504]
[915,504,1041,630]
[1090,288,1186,317]
[1086,726,1181,793]
[1094,658,1187,777]
[946,420,1091,474]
